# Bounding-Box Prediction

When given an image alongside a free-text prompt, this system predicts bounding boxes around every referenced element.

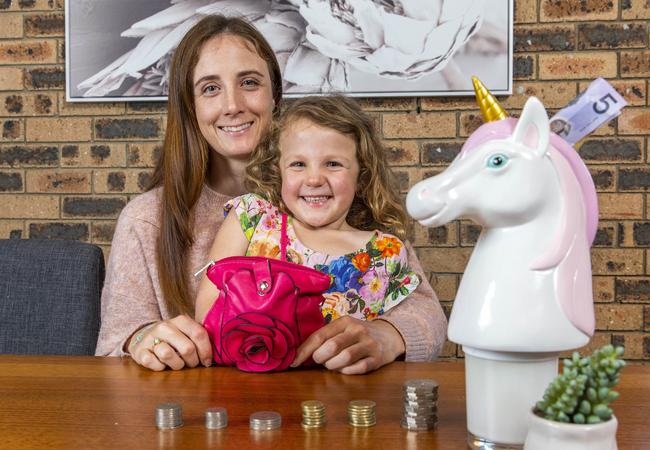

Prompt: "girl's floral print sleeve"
[317,233,420,323]
[224,193,269,241]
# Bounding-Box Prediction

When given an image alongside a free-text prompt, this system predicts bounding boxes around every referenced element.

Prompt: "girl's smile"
[301,195,331,205]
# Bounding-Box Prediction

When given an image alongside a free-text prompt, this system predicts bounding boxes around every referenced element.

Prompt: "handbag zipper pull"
[194,260,215,277]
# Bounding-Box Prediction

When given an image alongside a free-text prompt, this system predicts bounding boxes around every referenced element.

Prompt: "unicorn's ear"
[512,97,550,157]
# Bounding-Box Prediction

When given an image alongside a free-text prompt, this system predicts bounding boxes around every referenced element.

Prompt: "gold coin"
[350,422,376,427]
[301,400,324,409]
[348,400,376,409]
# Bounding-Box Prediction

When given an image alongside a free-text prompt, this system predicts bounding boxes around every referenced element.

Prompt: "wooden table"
[0,357,648,449]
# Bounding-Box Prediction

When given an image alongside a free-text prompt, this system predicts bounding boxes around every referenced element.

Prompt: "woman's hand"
[128,315,213,371]
[291,317,405,375]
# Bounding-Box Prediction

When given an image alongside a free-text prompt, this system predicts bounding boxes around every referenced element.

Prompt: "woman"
[95,15,447,373]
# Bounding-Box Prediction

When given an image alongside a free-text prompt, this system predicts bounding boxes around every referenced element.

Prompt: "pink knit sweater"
[95,185,448,361]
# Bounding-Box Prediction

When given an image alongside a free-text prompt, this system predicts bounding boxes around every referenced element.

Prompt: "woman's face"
[193,34,275,162]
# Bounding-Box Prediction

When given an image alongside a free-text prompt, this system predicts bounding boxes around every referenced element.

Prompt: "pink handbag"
[202,214,330,372]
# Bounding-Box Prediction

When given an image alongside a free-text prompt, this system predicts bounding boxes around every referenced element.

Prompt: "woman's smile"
[218,122,253,133]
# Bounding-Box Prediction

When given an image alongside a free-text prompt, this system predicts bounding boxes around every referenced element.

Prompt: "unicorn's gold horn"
[472,76,508,122]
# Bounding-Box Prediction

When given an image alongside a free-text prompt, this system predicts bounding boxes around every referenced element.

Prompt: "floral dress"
[225,194,420,323]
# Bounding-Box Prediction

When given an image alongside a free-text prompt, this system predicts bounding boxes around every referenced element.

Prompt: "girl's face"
[279,118,360,231]
[193,34,274,162]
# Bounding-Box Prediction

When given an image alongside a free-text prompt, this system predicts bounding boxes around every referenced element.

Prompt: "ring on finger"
[151,337,164,349]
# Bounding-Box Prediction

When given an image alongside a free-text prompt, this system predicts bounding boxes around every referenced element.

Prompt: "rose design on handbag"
[221,312,296,372]
[203,255,331,373]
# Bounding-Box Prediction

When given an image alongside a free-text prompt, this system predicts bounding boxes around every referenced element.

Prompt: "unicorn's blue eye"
[487,153,509,169]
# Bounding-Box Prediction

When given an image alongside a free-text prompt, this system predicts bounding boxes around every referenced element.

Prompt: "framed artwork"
[65,0,513,102]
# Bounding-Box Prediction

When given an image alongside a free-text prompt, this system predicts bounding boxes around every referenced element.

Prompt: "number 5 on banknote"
[593,93,620,114]
[550,77,627,144]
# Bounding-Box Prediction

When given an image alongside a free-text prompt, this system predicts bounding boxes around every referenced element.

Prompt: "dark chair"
[0,239,105,355]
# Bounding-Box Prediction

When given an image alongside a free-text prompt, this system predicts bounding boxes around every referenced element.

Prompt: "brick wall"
[1,0,649,361]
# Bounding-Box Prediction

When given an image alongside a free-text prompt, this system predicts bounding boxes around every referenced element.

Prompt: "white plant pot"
[524,410,618,450]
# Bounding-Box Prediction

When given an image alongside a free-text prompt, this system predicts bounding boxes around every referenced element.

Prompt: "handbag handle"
[195,211,290,280]
[280,213,288,262]
[245,212,289,295]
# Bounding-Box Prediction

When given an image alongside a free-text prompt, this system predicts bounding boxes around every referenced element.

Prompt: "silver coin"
[205,407,228,429]
[404,396,438,404]
[401,422,438,431]
[250,424,282,430]
[401,418,438,425]
[402,416,438,425]
[402,387,439,393]
[250,411,282,430]
[403,411,437,415]
[402,409,438,417]
[403,393,439,401]
[404,379,439,390]
[251,424,281,429]
[155,403,183,429]
[403,393,438,401]
[250,421,282,426]
[403,386,438,393]
[250,411,281,421]
[403,414,437,421]
[403,400,438,408]
[402,413,438,421]
[403,388,439,395]
[401,421,437,431]
[402,402,438,409]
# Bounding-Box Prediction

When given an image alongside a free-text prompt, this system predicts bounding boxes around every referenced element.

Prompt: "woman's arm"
[95,209,163,357]
[194,211,250,323]
[95,204,213,371]
[378,241,448,361]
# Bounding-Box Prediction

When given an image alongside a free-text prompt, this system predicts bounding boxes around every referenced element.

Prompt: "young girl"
[194,95,420,350]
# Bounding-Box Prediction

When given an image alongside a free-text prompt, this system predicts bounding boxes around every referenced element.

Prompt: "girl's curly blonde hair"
[246,95,408,239]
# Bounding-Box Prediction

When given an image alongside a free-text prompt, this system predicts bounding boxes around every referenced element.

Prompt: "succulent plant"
[535,345,625,424]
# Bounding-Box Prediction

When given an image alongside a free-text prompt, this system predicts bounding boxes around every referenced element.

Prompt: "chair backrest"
[0,239,105,355]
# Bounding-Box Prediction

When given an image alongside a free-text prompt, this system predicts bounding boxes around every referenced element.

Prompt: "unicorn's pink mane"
[459,118,597,337]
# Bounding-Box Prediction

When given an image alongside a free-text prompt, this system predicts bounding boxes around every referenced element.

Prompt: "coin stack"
[205,407,228,430]
[249,411,282,431]
[155,402,183,429]
[401,379,439,431]
[301,400,326,429]
[348,400,377,427]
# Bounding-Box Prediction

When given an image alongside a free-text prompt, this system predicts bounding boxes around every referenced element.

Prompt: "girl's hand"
[291,317,405,375]
[128,315,213,371]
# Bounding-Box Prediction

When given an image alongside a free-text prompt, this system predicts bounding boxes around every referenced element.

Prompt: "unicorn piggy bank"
[406,78,598,448]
